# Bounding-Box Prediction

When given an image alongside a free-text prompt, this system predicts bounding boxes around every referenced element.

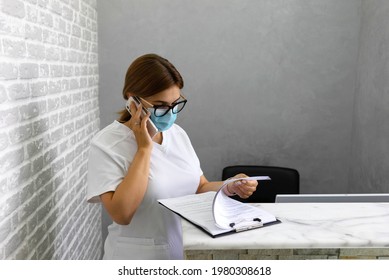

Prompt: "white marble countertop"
[183,203,389,250]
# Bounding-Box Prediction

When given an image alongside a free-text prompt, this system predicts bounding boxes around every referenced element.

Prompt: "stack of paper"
[158,176,280,237]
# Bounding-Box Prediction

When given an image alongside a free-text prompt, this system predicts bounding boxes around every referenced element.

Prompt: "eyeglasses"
[139,94,187,117]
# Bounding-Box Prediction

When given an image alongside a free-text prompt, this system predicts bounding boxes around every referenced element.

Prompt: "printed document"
[158,176,278,237]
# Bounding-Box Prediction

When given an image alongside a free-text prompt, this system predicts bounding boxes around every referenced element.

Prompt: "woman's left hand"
[225,173,258,199]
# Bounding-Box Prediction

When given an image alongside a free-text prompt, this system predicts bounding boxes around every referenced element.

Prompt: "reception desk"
[182,203,389,259]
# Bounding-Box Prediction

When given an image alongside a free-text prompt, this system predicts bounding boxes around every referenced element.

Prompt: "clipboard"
[159,202,281,238]
[158,176,281,238]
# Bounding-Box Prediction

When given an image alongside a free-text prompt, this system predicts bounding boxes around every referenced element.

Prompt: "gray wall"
[97,0,362,194]
[0,0,101,259]
[348,0,389,193]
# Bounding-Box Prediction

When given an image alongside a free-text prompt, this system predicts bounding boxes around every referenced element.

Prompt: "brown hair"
[118,54,184,123]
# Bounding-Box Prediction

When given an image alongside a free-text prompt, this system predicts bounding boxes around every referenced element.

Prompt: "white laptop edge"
[275,193,389,203]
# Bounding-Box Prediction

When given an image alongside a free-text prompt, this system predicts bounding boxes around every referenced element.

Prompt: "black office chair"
[222,165,300,203]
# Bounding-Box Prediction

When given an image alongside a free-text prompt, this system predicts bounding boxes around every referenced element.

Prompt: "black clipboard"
[158,191,281,238]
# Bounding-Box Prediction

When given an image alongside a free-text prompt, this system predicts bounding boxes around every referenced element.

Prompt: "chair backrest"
[222,165,299,203]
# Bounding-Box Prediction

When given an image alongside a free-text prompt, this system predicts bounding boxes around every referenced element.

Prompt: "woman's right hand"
[124,101,153,151]
[102,101,153,225]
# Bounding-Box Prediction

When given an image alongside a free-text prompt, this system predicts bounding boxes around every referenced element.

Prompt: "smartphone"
[126,96,158,138]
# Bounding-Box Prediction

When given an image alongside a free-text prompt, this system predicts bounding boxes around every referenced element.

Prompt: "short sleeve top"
[86,121,203,259]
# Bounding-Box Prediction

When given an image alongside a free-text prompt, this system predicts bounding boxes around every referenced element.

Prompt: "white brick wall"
[0,0,101,259]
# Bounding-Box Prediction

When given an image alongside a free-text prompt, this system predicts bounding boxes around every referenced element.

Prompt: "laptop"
[275,193,389,203]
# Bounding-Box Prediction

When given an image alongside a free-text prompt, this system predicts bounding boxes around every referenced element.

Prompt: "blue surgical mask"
[148,109,177,131]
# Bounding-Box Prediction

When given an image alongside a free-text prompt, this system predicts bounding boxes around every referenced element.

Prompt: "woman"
[86,54,258,259]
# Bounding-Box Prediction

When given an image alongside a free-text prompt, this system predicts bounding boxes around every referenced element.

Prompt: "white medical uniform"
[87,120,202,259]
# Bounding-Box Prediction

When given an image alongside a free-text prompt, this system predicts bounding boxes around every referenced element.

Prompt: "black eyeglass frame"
[139,95,187,117]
